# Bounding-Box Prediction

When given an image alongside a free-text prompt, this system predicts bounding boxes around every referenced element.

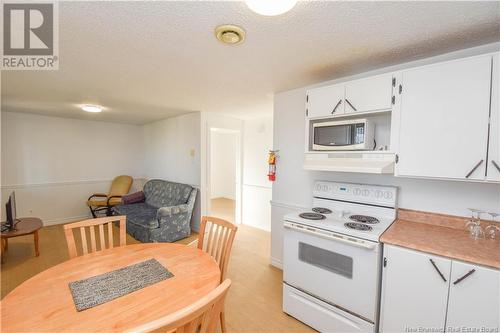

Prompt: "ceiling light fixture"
[215,25,246,45]
[80,104,103,113]
[245,0,298,16]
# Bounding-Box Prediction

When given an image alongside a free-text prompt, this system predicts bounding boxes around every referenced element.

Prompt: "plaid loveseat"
[114,179,197,243]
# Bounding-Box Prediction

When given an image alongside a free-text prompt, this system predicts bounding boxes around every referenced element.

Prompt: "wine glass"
[485,212,500,239]
[466,208,485,240]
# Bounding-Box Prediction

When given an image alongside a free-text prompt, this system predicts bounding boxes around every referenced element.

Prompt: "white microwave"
[311,118,375,151]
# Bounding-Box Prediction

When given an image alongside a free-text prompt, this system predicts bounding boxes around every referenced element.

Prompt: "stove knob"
[354,188,361,196]
[384,191,393,199]
[363,189,370,196]
[375,190,383,198]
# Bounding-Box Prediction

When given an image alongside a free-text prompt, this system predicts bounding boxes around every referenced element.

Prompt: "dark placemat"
[69,258,173,311]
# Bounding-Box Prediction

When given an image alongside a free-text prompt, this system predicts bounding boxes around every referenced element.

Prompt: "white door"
[395,55,492,180]
[379,245,451,333]
[344,74,394,114]
[446,261,500,330]
[487,54,500,182]
[306,84,345,118]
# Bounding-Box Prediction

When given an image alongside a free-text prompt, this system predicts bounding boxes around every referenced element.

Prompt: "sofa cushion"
[114,203,159,229]
[143,179,193,208]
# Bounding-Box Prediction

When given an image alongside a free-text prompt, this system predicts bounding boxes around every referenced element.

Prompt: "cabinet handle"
[429,259,447,282]
[453,269,476,285]
[331,100,342,114]
[345,99,357,111]
[465,160,484,178]
[492,160,500,173]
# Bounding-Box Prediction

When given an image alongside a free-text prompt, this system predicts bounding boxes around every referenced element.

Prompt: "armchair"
[87,175,133,217]
[113,179,197,243]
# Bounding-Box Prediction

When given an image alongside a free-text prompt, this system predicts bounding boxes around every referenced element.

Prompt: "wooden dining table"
[1,243,221,332]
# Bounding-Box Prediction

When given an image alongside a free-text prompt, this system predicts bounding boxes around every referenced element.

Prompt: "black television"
[5,191,17,230]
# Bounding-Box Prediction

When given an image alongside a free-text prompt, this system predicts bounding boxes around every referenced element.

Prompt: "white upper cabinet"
[306,74,396,119]
[395,55,493,180]
[380,245,451,333]
[344,74,394,114]
[487,54,500,182]
[306,84,345,118]
[446,261,500,330]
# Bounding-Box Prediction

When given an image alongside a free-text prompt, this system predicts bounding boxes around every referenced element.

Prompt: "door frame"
[206,127,242,225]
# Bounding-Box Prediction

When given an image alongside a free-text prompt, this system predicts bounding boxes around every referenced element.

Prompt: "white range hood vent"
[303,152,395,174]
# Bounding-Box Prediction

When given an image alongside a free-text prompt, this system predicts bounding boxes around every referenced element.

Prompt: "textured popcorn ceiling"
[2,1,500,124]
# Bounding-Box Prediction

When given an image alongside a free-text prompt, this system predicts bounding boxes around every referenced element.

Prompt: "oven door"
[312,120,367,151]
[283,221,381,322]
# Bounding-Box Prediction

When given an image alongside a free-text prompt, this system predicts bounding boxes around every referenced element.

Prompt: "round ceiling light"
[215,25,246,45]
[80,104,103,113]
[245,0,298,16]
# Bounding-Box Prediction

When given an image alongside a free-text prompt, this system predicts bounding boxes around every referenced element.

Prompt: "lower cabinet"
[379,245,500,333]
[446,261,500,330]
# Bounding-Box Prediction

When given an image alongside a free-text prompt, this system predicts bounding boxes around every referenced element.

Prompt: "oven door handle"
[284,221,376,250]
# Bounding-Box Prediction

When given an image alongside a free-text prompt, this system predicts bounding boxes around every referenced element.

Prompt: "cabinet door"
[306,84,345,118]
[446,261,499,330]
[396,56,492,180]
[487,54,500,182]
[344,74,394,114]
[380,245,451,333]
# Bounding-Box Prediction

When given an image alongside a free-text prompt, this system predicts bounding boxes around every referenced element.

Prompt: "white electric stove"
[283,181,398,333]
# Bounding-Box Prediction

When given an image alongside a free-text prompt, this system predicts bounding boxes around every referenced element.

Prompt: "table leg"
[1,238,4,264]
[34,231,40,257]
[4,238,8,251]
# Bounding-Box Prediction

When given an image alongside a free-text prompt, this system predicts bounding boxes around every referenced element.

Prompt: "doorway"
[208,128,241,224]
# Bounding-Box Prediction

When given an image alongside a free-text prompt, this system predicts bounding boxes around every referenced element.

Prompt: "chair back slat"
[214,227,225,265]
[98,224,105,250]
[107,222,114,249]
[89,226,97,252]
[124,279,231,333]
[119,219,126,246]
[64,227,77,258]
[64,216,126,259]
[197,217,237,282]
[80,227,88,255]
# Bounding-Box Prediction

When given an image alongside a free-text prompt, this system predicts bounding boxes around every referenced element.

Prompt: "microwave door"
[314,124,353,148]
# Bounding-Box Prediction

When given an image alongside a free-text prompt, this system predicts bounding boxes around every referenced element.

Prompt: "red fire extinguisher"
[268,150,278,182]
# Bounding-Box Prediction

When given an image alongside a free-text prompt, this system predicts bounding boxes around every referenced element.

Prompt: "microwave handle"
[331,100,342,114]
[284,221,376,250]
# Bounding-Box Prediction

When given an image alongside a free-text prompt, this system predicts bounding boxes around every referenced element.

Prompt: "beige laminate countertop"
[381,212,500,270]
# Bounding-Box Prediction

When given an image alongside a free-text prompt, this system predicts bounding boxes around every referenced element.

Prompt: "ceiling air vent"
[215,25,246,45]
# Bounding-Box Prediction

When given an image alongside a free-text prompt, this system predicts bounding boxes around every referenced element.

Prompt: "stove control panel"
[313,181,397,208]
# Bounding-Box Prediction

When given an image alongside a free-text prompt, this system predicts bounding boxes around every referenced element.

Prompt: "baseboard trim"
[271,258,283,270]
[42,215,91,226]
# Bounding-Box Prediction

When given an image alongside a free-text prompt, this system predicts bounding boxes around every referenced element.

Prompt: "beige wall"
[1,111,144,224]
[142,112,202,231]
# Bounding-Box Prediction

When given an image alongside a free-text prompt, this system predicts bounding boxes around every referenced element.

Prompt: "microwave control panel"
[313,181,398,208]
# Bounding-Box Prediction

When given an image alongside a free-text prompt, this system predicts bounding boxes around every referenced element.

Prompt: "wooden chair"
[198,216,237,282]
[63,216,126,259]
[125,279,232,333]
[197,216,237,333]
